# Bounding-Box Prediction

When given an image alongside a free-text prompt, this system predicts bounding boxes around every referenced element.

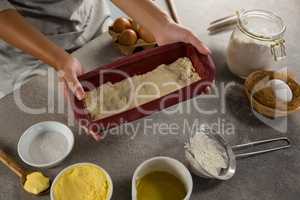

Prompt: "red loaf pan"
[73,42,215,137]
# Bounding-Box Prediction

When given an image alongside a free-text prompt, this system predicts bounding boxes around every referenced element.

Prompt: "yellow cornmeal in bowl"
[23,172,50,195]
[85,57,201,120]
[53,164,111,200]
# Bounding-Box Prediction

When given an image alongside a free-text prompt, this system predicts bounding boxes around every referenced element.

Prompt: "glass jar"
[227,10,286,78]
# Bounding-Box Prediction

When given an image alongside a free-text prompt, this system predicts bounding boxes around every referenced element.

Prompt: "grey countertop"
[1,0,300,200]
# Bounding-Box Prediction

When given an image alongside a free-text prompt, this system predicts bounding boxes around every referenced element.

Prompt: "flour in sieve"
[29,132,68,165]
[186,132,228,177]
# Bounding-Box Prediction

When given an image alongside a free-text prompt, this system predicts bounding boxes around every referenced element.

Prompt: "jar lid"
[238,9,286,41]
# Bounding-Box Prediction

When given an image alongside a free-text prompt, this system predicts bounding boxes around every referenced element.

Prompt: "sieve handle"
[232,137,291,159]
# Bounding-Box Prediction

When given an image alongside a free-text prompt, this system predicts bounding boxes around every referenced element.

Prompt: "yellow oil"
[137,171,187,200]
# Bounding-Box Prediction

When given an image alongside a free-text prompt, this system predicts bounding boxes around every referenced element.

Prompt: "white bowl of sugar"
[18,121,74,168]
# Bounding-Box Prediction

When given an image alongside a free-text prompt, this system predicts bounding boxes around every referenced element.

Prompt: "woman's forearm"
[0,9,70,70]
[112,0,173,37]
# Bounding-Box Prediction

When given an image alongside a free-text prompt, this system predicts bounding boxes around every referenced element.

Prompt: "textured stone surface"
[0,0,300,200]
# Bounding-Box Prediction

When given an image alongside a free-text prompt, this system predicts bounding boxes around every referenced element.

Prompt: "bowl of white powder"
[18,121,74,168]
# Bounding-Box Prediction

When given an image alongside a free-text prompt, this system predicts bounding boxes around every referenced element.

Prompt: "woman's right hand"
[60,57,102,140]
[59,56,86,101]
[0,10,86,100]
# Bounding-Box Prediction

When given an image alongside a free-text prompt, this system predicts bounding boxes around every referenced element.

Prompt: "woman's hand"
[154,21,212,94]
[59,57,86,100]
[155,21,211,55]
[0,10,86,100]
[59,57,102,140]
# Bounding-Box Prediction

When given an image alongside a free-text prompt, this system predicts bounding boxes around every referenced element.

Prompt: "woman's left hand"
[154,21,212,94]
[154,22,211,55]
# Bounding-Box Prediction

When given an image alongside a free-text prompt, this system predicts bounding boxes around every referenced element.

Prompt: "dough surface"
[85,57,201,120]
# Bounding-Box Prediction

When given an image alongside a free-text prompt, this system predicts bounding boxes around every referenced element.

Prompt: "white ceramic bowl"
[132,156,193,200]
[50,163,113,200]
[18,121,74,168]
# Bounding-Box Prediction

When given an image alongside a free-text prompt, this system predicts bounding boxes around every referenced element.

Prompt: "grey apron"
[0,0,111,99]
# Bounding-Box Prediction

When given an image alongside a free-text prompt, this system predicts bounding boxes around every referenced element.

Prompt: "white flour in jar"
[226,10,286,78]
[227,30,274,78]
[186,132,228,177]
[28,131,68,165]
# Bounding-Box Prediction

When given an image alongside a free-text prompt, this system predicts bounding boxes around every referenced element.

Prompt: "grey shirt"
[0,0,111,98]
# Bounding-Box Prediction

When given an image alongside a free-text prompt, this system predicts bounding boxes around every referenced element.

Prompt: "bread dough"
[85,57,201,120]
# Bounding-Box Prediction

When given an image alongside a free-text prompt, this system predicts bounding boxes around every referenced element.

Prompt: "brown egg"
[113,17,132,33]
[130,20,140,32]
[138,27,156,43]
[118,29,138,46]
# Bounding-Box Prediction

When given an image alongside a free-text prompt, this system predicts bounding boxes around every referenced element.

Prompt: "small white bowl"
[132,156,193,200]
[50,163,113,200]
[18,121,74,168]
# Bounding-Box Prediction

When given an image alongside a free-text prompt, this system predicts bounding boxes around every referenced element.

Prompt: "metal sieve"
[185,131,291,180]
